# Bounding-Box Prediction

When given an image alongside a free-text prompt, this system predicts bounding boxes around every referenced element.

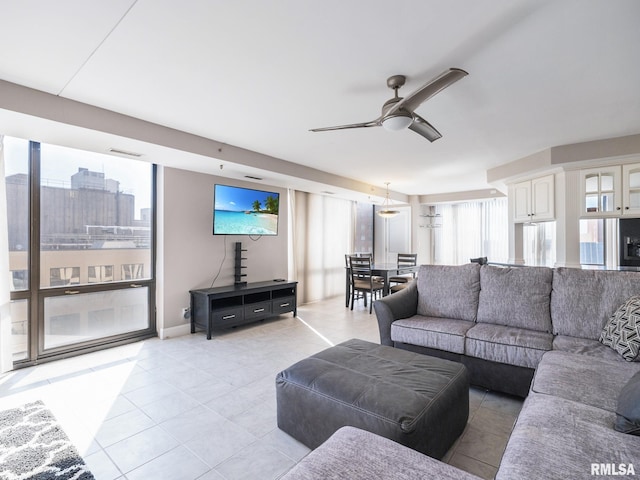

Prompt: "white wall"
[156,166,288,336]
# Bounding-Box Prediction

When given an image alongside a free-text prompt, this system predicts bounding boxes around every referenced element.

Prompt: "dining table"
[345,262,419,307]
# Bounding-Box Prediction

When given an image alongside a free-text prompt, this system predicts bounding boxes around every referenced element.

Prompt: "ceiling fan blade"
[387,68,468,116]
[408,115,442,142]
[310,120,379,132]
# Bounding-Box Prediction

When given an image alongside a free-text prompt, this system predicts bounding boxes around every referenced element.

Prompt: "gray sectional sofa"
[374,263,640,397]
[280,264,640,479]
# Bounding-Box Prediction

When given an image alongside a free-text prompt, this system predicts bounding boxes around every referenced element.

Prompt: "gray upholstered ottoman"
[276,338,469,459]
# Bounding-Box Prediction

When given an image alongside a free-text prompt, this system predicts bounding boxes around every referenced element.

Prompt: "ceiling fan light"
[382,112,413,131]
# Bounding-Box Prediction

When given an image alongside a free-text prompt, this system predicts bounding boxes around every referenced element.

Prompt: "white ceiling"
[0,0,639,199]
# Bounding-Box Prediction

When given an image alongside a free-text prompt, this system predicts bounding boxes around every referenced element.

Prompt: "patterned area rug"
[0,401,94,480]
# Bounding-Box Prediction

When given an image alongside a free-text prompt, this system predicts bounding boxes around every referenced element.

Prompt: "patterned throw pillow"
[600,295,640,362]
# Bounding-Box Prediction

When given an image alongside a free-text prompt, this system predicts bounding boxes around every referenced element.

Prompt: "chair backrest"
[349,255,373,285]
[346,252,372,265]
[470,256,488,265]
[397,253,417,267]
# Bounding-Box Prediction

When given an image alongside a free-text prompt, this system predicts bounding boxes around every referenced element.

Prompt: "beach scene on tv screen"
[214,185,279,235]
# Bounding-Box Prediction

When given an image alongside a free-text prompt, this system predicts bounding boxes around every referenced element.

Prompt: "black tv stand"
[190,280,297,339]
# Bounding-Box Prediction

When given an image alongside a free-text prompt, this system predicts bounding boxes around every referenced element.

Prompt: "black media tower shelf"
[234,242,247,286]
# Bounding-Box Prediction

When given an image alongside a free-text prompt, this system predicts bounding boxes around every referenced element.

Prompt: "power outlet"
[181,307,190,319]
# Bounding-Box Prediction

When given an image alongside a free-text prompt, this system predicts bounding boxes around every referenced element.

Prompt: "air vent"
[244,175,263,181]
[109,148,143,158]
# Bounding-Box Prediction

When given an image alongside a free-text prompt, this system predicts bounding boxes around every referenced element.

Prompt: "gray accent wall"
[156,166,288,334]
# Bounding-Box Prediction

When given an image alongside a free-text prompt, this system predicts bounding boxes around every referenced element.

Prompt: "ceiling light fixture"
[381,111,413,131]
[377,182,400,218]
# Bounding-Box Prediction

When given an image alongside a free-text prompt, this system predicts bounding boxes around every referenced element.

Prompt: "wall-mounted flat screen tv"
[213,184,280,235]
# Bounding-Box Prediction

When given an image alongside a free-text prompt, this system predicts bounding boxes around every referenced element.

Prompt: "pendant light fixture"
[377,182,400,218]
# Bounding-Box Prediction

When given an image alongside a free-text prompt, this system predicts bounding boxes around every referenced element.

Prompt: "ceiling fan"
[310,67,468,142]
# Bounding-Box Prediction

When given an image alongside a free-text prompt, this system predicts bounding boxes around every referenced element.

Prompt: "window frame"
[7,140,157,367]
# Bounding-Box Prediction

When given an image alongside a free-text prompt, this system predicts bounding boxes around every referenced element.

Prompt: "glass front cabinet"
[580,163,640,217]
[622,164,640,216]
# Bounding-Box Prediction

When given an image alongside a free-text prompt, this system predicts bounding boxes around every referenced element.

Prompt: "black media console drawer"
[212,307,244,325]
[272,296,296,315]
[244,301,272,319]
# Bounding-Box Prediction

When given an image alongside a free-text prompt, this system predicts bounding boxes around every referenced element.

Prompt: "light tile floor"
[0,296,523,480]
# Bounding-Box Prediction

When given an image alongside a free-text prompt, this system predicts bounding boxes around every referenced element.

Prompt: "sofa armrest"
[373,281,418,346]
[280,426,482,480]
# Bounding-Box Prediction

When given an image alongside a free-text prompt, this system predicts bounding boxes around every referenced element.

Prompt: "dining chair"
[470,256,488,265]
[344,254,362,306]
[345,253,373,306]
[389,253,418,286]
[390,281,412,293]
[348,255,384,314]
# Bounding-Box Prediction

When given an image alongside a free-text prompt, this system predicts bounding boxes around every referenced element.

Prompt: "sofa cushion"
[477,265,552,332]
[616,371,640,436]
[391,316,475,354]
[551,267,640,340]
[531,350,640,412]
[496,393,640,480]
[416,264,480,322]
[552,335,625,362]
[600,295,640,361]
[465,323,552,369]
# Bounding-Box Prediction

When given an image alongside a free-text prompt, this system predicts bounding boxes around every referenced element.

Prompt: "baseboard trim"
[158,323,191,340]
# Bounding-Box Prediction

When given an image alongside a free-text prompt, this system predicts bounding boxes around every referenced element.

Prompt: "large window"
[5,137,29,292]
[523,222,556,267]
[580,219,605,265]
[354,202,374,256]
[4,136,156,366]
[434,198,508,265]
[44,288,148,349]
[292,191,354,303]
[39,142,152,287]
[579,218,619,268]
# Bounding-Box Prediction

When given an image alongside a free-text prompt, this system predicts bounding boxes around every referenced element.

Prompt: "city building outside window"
[580,219,605,266]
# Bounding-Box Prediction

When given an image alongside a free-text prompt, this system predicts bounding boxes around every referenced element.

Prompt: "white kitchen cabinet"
[580,163,640,217]
[513,174,555,222]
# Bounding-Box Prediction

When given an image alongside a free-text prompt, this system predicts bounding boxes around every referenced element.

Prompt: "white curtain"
[482,198,509,262]
[0,135,12,372]
[434,198,508,265]
[291,191,355,303]
[287,188,297,283]
[605,218,619,267]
